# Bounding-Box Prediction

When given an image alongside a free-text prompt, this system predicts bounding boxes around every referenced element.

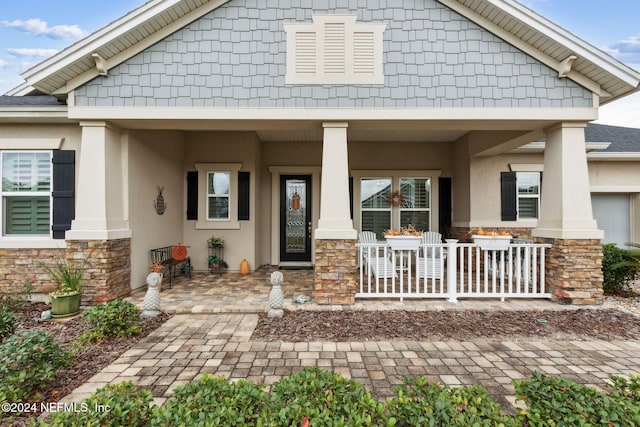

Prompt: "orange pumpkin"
[239,259,250,275]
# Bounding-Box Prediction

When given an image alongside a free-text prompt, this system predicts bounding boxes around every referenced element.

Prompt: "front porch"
[128,266,566,314]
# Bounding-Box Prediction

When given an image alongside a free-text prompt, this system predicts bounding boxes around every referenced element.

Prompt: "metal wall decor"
[154,185,166,215]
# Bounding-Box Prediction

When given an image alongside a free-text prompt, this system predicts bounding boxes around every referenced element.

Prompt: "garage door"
[592,194,630,247]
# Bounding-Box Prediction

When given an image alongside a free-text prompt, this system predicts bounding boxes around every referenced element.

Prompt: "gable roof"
[9,0,640,103]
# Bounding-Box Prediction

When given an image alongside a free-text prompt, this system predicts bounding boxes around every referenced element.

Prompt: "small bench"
[150,246,192,289]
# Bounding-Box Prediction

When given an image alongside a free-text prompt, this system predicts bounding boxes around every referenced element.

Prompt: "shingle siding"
[74,0,593,108]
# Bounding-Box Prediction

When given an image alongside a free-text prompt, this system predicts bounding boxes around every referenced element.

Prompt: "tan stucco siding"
[128,130,185,289]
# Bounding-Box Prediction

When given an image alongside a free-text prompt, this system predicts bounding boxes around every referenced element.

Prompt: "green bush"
[38,381,154,427]
[268,367,386,426]
[0,330,71,403]
[81,299,142,342]
[602,243,639,294]
[0,306,16,341]
[386,376,517,427]
[150,374,269,426]
[515,371,640,426]
[608,374,640,403]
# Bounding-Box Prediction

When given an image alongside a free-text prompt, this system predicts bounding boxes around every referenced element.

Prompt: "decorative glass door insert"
[280,175,311,262]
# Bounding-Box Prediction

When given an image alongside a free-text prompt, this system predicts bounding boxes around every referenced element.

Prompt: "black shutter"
[438,177,452,236]
[51,150,75,239]
[349,176,354,220]
[238,171,250,221]
[186,171,198,220]
[501,172,517,221]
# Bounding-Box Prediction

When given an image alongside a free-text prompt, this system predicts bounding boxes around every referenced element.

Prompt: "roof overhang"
[18,0,230,96]
[437,0,640,104]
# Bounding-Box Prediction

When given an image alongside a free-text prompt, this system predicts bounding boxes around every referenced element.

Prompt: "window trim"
[516,172,541,220]
[195,163,242,230]
[353,170,441,236]
[0,150,53,238]
[284,14,386,85]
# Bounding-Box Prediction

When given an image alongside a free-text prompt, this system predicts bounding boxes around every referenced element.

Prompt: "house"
[1,0,639,305]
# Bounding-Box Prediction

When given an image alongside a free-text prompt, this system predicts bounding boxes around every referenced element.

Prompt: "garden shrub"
[150,373,269,426]
[514,371,640,426]
[0,306,16,341]
[386,376,517,427]
[38,381,154,427]
[607,374,640,403]
[81,298,142,342]
[267,367,387,426]
[602,243,638,294]
[0,330,71,403]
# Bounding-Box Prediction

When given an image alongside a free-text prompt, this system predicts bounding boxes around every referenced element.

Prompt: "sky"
[0,0,639,127]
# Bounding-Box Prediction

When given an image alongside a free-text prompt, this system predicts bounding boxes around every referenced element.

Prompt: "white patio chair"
[358,231,397,279]
[417,231,446,279]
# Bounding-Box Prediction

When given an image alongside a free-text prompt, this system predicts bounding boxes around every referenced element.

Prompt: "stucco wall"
[183,132,260,272]
[128,130,185,290]
[74,0,593,109]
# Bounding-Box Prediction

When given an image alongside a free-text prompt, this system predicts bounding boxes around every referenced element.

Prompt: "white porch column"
[315,122,357,239]
[533,122,602,240]
[66,121,131,240]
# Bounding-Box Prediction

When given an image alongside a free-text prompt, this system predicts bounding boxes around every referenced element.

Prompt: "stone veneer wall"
[314,239,357,305]
[66,239,132,305]
[0,248,62,294]
[534,238,604,305]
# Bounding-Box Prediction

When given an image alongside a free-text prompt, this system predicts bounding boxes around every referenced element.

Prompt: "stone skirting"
[449,226,534,242]
[0,248,63,294]
[534,237,603,305]
[66,239,132,305]
[314,239,357,305]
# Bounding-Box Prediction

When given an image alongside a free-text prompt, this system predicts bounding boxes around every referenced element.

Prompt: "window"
[360,177,391,239]
[284,15,386,85]
[1,151,51,236]
[194,163,243,230]
[516,172,540,219]
[359,176,432,239]
[207,172,230,220]
[500,171,541,221]
[399,177,431,231]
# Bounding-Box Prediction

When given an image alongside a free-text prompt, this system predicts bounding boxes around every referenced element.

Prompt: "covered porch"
[127,266,564,314]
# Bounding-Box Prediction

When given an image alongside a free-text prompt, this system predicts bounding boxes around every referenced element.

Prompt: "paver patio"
[63,269,640,413]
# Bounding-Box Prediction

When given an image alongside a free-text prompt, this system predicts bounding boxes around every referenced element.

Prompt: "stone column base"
[535,237,603,305]
[314,239,357,305]
[66,239,131,305]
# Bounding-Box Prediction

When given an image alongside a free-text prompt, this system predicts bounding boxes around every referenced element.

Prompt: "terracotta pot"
[239,259,250,275]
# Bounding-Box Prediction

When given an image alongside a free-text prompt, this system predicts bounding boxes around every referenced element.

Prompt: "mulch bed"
[252,308,640,342]
[3,302,171,426]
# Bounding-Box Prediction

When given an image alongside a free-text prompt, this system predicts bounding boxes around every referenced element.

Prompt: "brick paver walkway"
[63,313,640,412]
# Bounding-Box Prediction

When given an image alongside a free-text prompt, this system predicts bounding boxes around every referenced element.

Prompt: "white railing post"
[446,239,458,302]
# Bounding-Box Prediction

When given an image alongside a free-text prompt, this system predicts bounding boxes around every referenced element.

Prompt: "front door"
[280,175,312,262]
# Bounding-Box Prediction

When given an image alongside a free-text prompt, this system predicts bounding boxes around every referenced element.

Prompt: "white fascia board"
[487,0,640,87]
[22,0,231,92]
[68,106,598,122]
[4,82,34,96]
[587,152,640,161]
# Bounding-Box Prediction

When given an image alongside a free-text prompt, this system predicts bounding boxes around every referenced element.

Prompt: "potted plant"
[208,236,224,248]
[43,257,87,318]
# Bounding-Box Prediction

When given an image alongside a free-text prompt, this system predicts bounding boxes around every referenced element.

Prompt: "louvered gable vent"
[284,15,385,84]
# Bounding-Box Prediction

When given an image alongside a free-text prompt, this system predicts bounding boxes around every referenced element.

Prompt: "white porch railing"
[356,239,552,301]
